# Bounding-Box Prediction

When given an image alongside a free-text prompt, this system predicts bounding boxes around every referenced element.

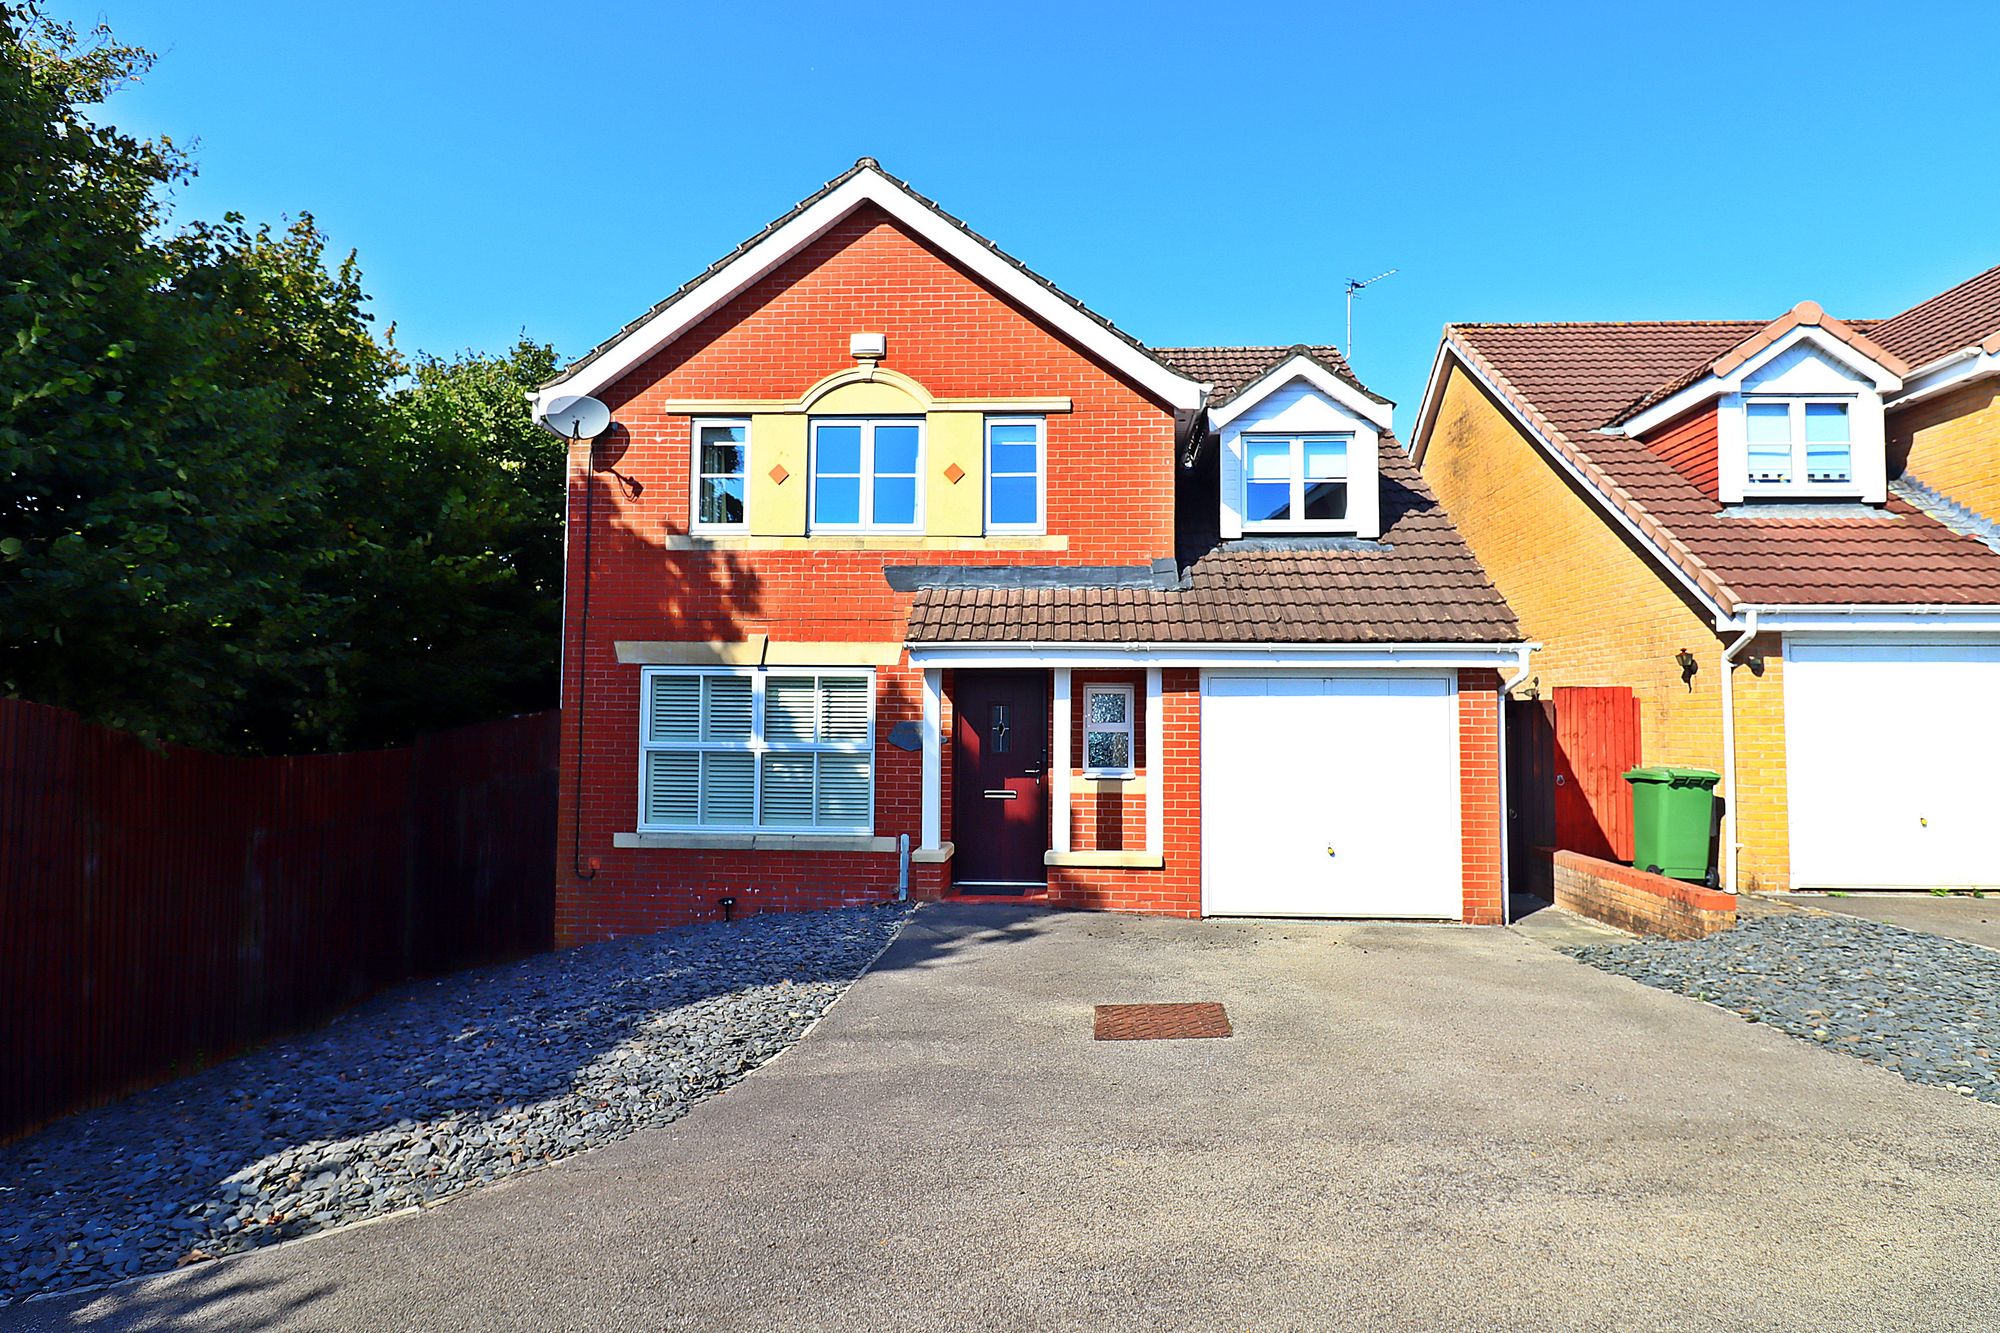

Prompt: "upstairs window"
[985,418,1045,533]
[1744,399,1852,489]
[811,419,923,532]
[692,420,748,531]
[1243,433,1351,527]
[640,667,874,834]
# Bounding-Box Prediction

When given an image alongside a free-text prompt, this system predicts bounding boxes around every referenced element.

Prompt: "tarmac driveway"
[14,903,2000,1332]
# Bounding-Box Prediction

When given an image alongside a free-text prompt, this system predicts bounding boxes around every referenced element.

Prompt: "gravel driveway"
[0,904,911,1306]
[1567,909,1999,1104]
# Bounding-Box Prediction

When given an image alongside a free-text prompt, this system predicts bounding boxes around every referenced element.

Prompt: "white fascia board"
[1407,338,1459,467]
[1434,341,1733,623]
[1618,326,1905,438]
[906,642,1535,671]
[1208,355,1394,432]
[1890,346,2000,409]
[534,168,1207,413]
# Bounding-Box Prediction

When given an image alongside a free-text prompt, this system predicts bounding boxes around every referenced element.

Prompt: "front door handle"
[984,789,1018,800]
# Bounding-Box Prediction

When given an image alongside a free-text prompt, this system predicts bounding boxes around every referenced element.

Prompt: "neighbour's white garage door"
[1786,641,2000,889]
[1201,673,1462,919]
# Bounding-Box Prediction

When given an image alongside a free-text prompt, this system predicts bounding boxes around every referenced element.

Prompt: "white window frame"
[1741,395,1856,494]
[808,417,925,533]
[1240,431,1354,531]
[637,665,876,834]
[1081,682,1136,779]
[689,417,750,534]
[983,416,1046,535]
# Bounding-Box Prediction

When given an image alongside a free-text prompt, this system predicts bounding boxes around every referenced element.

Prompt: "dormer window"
[1243,433,1352,526]
[1743,398,1853,490]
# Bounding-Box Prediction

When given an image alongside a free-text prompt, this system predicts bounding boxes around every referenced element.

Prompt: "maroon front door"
[952,672,1050,891]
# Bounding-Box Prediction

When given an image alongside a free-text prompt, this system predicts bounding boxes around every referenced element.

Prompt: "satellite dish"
[539,394,612,440]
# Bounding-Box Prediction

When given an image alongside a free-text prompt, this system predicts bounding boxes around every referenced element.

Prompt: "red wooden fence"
[0,701,559,1140]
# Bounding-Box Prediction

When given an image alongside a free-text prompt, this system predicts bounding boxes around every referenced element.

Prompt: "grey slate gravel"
[0,904,912,1306]
[1567,911,1999,1104]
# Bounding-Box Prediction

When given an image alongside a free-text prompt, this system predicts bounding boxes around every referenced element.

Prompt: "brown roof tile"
[1445,323,2000,608]
[1869,262,2000,370]
[1150,345,1388,408]
[907,442,1520,644]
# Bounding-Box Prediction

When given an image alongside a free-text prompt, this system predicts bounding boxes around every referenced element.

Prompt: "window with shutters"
[638,667,874,834]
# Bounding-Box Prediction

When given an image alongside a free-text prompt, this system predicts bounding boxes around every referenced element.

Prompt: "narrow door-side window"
[1082,684,1135,777]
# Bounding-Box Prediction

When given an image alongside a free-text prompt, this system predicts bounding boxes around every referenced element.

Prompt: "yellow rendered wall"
[747,414,808,536]
[1891,379,2000,521]
[924,411,984,536]
[1421,364,1791,890]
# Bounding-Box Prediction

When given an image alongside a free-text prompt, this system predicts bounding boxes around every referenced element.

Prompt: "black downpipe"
[570,442,597,881]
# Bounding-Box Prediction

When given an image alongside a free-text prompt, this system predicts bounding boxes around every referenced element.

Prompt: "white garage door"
[1201,673,1463,919]
[1786,641,2000,889]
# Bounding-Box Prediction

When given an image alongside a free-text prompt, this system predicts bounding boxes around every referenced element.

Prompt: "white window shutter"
[702,674,753,741]
[819,676,870,744]
[759,755,816,827]
[643,751,699,826]
[649,675,700,743]
[816,754,871,828]
[700,752,755,825]
[765,676,817,744]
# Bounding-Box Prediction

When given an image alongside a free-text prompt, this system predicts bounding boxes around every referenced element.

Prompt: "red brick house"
[536,160,1526,944]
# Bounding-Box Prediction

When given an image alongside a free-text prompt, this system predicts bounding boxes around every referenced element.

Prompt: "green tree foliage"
[1,6,564,753]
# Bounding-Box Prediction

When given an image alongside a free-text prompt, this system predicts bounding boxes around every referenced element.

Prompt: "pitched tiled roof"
[1443,323,2000,608]
[906,442,1520,644]
[1869,262,2000,370]
[1609,310,1893,425]
[546,159,1200,396]
[1151,344,1389,408]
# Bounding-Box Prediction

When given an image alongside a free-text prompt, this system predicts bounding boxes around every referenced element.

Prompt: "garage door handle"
[984,789,1018,801]
[1326,846,1336,858]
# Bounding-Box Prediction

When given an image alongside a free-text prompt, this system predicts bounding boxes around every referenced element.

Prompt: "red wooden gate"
[1507,686,1641,895]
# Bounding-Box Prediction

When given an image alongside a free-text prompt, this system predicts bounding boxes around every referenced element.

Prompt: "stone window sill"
[614,832,899,853]
[1043,849,1164,869]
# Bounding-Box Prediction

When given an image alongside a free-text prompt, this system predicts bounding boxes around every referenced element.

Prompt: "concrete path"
[1775,892,2000,951]
[12,904,2000,1332]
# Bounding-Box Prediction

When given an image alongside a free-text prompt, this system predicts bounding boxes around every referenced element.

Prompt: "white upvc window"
[1743,397,1853,489]
[639,667,874,833]
[691,419,749,532]
[985,417,1046,533]
[809,418,923,532]
[1241,432,1352,529]
[1082,683,1135,778]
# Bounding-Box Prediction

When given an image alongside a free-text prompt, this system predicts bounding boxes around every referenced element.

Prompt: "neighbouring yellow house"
[1411,265,2000,895]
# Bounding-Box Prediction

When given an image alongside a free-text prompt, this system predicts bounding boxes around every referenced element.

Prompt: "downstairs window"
[639,668,874,833]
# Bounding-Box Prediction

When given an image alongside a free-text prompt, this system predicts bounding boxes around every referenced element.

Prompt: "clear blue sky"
[56,0,2000,422]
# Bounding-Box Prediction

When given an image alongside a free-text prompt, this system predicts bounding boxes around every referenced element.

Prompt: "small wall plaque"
[887,720,922,752]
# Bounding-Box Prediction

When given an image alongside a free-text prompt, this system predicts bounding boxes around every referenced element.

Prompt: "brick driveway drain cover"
[1093,1002,1232,1041]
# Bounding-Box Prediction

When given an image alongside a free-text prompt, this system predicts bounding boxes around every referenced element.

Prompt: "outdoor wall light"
[1675,647,1699,690]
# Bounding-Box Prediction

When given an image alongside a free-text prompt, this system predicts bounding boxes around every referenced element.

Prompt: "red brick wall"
[1459,670,1504,926]
[1553,851,1736,939]
[555,206,1180,944]
[1067,669,1146,853]
[1047,668,1202,917]
[1640,405,1721,500]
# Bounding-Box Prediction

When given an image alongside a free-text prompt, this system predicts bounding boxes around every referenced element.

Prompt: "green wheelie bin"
[1623,765,1721,883]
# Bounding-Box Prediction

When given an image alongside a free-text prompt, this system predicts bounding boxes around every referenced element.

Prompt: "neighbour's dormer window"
[1743,398,1853,490]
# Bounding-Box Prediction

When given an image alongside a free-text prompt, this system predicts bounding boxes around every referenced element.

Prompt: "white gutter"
[1496,642,1536,926]
[905,642,1536,671]
[1888,345,2000,410]
[1718,609,1759,896]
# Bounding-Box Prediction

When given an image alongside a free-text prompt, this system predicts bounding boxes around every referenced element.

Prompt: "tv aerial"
[538,394,612,441]
[1344,268,1398,365]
